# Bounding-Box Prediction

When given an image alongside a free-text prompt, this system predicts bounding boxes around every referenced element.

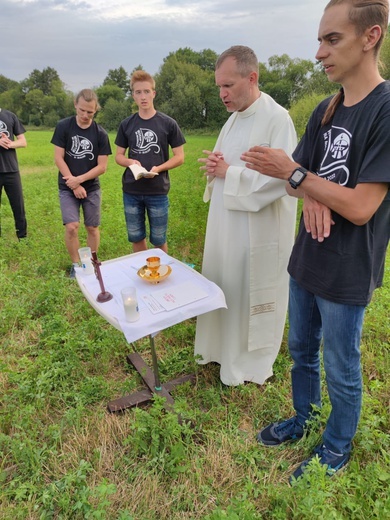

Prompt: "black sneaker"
[257,417,304,446]
[290,444,350,483]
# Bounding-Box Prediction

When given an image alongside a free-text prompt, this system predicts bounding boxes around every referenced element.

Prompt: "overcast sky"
[2,0,328,93]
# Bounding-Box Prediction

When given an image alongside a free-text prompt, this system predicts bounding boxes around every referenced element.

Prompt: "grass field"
[0,130,389,519]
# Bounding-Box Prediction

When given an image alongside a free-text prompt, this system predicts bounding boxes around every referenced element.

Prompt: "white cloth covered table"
[76,248,227,343]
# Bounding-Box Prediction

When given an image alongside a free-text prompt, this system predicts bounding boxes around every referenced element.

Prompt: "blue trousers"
[288,277,366,455]
[123,192,169,246]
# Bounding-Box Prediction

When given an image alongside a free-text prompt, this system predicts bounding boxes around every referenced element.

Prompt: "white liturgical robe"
[194,94,297,386]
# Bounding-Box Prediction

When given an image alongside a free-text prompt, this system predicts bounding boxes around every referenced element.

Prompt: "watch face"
[292,170,305,182]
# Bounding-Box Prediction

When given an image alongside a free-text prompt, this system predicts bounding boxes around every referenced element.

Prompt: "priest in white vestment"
[194,46,297,386]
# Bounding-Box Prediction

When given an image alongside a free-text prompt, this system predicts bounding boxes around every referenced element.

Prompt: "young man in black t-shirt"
[0,109,27,240]
[242,0,390,483]
[51,89,111,277]
[115,70,185,253]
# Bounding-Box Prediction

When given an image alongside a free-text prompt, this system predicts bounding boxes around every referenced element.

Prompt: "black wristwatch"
[288,166,308,189]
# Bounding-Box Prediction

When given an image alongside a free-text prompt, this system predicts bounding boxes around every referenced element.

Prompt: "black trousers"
[0,171,27,238]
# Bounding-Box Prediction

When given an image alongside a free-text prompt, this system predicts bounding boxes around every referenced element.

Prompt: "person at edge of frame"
[0,108,27,240]
[241,0,390,484]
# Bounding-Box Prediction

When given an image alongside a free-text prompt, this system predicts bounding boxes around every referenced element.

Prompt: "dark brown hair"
[322,0,389,125]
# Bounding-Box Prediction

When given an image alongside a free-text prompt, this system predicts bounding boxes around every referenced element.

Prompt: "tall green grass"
[0,131,389,519]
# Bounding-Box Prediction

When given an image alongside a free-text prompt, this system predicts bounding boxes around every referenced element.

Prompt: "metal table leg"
[107,335,195,413]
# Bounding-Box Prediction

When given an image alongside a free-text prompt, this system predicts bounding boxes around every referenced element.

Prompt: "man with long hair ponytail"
[241,0,390,483]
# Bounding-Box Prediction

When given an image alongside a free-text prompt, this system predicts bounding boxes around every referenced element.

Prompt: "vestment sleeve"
[223,112,297,212]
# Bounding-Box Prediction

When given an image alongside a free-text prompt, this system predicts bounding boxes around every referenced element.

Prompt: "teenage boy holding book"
[115,70,186,253]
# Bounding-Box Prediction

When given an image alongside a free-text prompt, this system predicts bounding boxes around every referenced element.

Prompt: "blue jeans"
[123,193,169,246]
[288,277,366,455]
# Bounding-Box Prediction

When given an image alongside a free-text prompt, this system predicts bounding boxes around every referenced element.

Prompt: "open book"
[130,164,159,180]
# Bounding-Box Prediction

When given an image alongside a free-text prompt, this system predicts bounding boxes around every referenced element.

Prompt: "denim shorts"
[59,189,101,227]
[123,192,169,246]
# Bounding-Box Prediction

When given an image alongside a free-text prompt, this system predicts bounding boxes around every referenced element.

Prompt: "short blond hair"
[130,70,155,91]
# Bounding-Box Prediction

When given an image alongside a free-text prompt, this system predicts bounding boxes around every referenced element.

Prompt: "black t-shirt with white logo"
[290,82,390,305]
[51,116,112,192]
[115,111,186,195]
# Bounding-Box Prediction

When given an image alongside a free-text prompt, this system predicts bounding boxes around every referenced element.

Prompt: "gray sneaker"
[257,417,304,446]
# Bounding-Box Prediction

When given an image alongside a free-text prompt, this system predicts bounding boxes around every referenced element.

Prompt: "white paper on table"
[141,293,166,314]
[151,281,208,311]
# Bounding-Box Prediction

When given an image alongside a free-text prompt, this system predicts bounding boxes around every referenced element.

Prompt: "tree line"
[1,35,390,135]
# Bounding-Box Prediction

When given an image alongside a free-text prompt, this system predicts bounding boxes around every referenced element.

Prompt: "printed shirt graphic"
[67,135,95,161]
[132,128,161,156]
[319,126,351,186]
[0,120,10,138]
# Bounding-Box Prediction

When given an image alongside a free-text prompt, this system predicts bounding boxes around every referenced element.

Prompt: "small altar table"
[75,248,226,413]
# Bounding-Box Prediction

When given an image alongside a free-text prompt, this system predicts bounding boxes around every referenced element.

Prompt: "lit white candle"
[121,287,140,322]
